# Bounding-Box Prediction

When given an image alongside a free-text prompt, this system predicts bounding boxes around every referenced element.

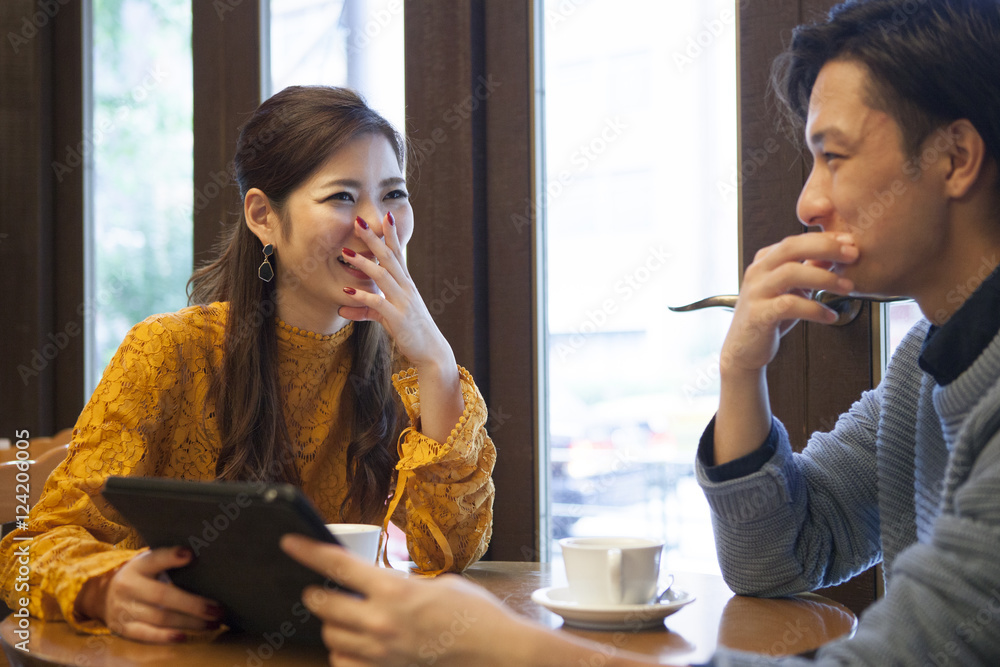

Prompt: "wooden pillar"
[404,0,540,560]
[191,0,262,265]
[0,0,85,438]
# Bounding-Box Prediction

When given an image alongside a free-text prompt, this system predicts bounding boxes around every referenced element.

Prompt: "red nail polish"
[355,216,369,230]
[176,547,193,560]
[342,247,357,257]
[170,632,187,643]
[343,287,357,295]
[387,211,395,227]
[206,604,225,619]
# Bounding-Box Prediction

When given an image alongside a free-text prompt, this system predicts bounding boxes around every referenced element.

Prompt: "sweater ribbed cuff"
[697,420,797,522]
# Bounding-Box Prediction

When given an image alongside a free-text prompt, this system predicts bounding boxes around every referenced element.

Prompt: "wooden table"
[2,562,856,666]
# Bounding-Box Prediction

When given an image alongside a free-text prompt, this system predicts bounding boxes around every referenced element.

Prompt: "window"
[543,0,737,573]
[89,0,193,393]
[886,301,923,359]
[267,0,404,132]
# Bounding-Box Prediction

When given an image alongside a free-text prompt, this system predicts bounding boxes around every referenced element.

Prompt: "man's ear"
[943,119,988,200]
[244,187,278,244]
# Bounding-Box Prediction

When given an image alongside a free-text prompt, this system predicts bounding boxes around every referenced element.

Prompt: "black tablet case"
[101,476,346,644]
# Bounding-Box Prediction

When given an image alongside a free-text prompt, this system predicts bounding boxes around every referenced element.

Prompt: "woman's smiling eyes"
[320,189,409,204]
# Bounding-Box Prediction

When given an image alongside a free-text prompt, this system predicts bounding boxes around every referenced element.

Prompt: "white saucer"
[530,586,695,631]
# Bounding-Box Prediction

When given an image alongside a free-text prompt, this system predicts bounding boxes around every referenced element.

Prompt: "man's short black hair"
[772,0,1000,168]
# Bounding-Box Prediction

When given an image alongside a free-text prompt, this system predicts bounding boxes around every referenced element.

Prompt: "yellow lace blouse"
[0,303,495,633]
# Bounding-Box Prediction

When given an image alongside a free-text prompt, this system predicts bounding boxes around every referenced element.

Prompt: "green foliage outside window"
[91,0,193,389]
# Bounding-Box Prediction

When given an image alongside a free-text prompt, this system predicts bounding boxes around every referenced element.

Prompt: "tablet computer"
[101,475,348,644]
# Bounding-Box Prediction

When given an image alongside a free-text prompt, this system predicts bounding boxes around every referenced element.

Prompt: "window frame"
[405,0,879,610]
[0,0,87,437]
[403,1,543,561]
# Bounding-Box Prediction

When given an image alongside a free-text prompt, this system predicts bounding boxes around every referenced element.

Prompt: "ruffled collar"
[275,318,353,357]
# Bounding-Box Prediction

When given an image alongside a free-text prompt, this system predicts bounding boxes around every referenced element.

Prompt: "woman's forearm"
[413,356,464,443]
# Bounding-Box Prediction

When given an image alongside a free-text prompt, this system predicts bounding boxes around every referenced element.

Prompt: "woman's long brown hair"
[188,86,406,523]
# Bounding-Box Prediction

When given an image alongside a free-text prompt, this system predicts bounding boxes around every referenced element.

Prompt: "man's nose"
[796,166,832,228]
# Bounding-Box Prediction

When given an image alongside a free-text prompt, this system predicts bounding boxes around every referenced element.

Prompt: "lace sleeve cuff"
[391,365,488,470]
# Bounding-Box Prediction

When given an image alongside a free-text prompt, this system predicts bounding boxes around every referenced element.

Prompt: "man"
[283,0,1000,664]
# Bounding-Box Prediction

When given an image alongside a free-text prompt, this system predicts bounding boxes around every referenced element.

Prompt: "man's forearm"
[714,366,771,465]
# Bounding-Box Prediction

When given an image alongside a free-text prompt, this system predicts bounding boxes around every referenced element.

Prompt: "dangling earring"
[258,243,274,282]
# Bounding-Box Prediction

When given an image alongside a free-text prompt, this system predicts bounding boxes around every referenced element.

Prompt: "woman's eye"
[325,192,355,203]
[385,189,409,201]
[823,152,844,163]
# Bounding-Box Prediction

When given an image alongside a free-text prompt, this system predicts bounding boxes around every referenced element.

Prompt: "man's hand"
[714,232,857,465]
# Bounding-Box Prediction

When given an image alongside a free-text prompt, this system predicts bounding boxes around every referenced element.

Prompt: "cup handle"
[608,548,623,604]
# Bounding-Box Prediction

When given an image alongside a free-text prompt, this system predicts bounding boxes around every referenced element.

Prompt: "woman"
[0,86,495,644]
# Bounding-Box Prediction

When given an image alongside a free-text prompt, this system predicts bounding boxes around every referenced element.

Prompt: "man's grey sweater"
[698,319,1000,665]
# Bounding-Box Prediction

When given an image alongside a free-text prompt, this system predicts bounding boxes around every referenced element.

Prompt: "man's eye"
[385,189,409,200]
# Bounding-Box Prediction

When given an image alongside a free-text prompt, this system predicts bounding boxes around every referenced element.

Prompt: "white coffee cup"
[559,536,664,606]
[326,523,382,563]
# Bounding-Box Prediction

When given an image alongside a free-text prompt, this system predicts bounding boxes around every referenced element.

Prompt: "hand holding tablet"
[101,476,355,645]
